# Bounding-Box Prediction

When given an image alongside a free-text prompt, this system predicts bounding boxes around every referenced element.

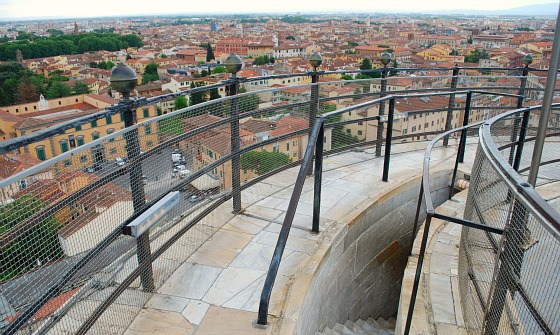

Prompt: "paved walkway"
[122,141,477,335]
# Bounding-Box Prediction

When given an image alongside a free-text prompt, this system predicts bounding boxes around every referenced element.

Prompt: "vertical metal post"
[449,92,472,199]
[404,214,433,335]
[375,67,388,157]
[308,71,320,176]
[122,95,153,292]
[382,98,395,182]
[443,65,460,146]
[312,118,324,233]
[229,76,242,213]
[513,108,531,172]
[528,6,560,186]
[410,178,424,255]
[508,66,530,165]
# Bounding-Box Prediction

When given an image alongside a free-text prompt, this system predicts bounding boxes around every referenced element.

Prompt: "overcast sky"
[0,0,556,20]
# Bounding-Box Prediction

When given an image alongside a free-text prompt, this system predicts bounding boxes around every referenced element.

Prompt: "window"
[80,155,88,162]
[425,122,429,128]
[109,148,117,155]
[36,145,46,161]
[120,112,125,122]
[145,124,151,135]
[346,129,351,134]
[91,120,97,127]
[76,135,85,146]
[147,141,153,147]
[293,140,297,146]
[92,132,100,141]
[20,180,27,189]
[58,140,69,153]
[293,152,297,157]
[143,108,149,118]
[403,129,408,135]
[358,122,363,126]
[63,160,72,167]
[358,130,363,136]
[105,115,112,125]
[107,128,115,142]
[75,125,82,131]
[286,142,290,151]
[412,126,416,132]
[413,114,417,119]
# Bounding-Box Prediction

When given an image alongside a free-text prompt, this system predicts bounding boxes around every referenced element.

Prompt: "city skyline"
[0,0,557,20]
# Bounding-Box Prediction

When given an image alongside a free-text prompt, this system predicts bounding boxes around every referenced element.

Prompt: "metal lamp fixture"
[123,191,180,238]
[309,52,323,70]
[110,62,138,97]
[225,53,243,76]
[380,51,392,67]
[523,53,533,67]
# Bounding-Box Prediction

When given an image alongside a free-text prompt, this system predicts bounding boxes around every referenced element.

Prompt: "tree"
[46,81,72,99]
[189,82,206,106]
[206,43,215,62]
[286,35,296,40]
[16,77,39,103]
[142,62,159,84]
[160,53,167,58]
[174,96,188,110]
[341,74,353,80]
[211,66,227,74]
[210,88,221,100]
[89,61,98,68]
[144,62,159,75]
[73,81,90,94]
[241,150,292,175]
[200,69,208,77]
[360,57,372,71]
[0,195,63,281]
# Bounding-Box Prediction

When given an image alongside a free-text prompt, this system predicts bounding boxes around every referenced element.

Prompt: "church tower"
[74,22,79,35]
[16,49,23,64]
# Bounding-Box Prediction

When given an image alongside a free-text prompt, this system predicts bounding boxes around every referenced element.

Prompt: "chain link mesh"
[461,108,560,335]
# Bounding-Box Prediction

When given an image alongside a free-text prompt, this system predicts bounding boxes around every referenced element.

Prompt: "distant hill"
[426,3,559,16]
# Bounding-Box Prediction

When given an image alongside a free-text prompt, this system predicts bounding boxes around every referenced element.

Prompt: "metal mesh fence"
[0,70,552,334]
[460,108,560,335]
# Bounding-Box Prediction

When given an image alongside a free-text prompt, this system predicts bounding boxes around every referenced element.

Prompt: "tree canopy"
[241,150,292,175]
[0,33,142,61]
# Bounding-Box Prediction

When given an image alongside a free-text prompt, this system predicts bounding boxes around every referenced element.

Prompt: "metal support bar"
[404,215,433,335]
[122,96,153,292]
[308,72,320,176]
[443,66,460,146]
[528,6,560,185]
[257,121,323,326]
[450,91,472,198]
[375,67,388,157]
[229,77,242,213]
[432,213,504,235]
[410,178,424,255]
[513,109,531,172]
[382,98,395,182]
[312,119,324,233]
[508,66,529,165]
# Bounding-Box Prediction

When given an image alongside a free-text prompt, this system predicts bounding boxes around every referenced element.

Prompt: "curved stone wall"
[277,169,453,335]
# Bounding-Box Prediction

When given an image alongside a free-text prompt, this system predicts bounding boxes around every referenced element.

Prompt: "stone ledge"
[395,190,469,335]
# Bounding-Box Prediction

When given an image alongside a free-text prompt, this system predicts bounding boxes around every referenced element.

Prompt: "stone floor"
[121,140,479,335]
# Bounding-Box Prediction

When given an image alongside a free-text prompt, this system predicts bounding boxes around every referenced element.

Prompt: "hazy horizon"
[0,0,557,21]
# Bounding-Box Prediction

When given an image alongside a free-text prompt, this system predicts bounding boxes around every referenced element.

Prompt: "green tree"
[0,195,63,281]
[210,88,221,100]
[16,77,39,103]
[144,62,159,75]
[360,57,372,71]
[160,53,167,58]
[73,81,90,94]
[238,87,260,111]
[174,96,188,110]
[286,35,296,40]
[241,150,292,175]
[89,61,98,68]
[189,81,206,106]
[47,81,72,99]
[206,43,215,62]
[347,41,358,47]
[142,62,159,84]
[341,74,353,80]
[211,66,227,74]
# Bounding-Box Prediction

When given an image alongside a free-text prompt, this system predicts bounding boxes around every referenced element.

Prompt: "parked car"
[188,195,200,203]
[173,164,187,173]
[115,157,125,166]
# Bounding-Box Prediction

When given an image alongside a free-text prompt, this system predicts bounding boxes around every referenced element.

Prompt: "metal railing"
[0,67,554,334]
[405,103,560,335]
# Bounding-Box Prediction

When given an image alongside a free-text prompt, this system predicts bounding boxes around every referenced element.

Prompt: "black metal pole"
[308,71,320,176]
[410,178,424,255]
[513,108,531,172]
[382,98,395,182]
[508,66,529,165]
[312,119,324,233]
[404,214,433,335]
[122,94,154,292]
[375,66,388,157]
[450,92,472,199]
[443,66,460,146]
[229,77,242,213]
